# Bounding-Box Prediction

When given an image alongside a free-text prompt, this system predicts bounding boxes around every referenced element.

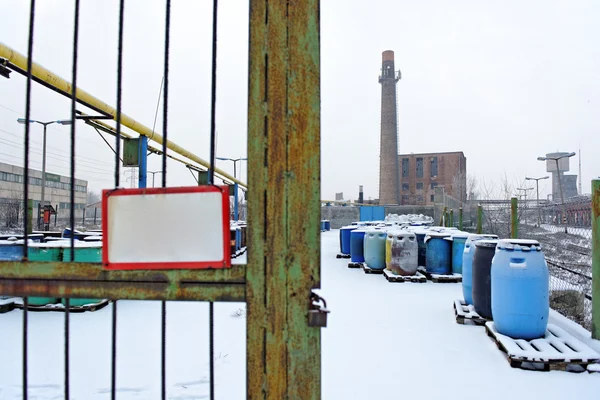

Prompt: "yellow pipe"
[0,42,246,188]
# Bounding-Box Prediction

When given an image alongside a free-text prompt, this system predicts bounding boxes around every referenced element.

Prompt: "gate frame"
[0,1,322,398]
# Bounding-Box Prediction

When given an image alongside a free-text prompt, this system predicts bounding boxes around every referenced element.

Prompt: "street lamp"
[525,176,549,227]
[147,170,163,188]
[215,156,247,179]
[17,118,73,219]
[537,152,576,232]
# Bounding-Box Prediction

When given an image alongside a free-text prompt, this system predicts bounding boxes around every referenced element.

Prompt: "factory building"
[0,162,87,225]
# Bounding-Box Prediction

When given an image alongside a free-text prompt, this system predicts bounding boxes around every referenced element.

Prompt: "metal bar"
[64,298,70,399]
[115,0,125,188]
[477,204,482,234]
[209,301,215,400]
[247,0,321,398]
[0,42,245,188]
[511,196,518,239]
[458,207,463,230]
[0,261,245,282]
[592,179,600,339]
[285,1,321,397]
[0,279,245,302]
[450,209,454,228]
[23,296,28,400]
[138,136,148,188]
[111,301,117,400]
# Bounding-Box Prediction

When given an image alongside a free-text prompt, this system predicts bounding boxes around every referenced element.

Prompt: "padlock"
[308,292,329,327]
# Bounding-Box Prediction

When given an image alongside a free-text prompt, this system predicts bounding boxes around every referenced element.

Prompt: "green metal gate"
[0,1,322,398]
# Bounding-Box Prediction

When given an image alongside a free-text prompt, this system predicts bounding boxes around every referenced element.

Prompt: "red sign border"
[102,185,231,270]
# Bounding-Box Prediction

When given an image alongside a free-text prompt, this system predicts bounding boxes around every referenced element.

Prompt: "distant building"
[335,192,344,201]
[544,152,578,201]
[0,162,88,222]
[396,151,466,205]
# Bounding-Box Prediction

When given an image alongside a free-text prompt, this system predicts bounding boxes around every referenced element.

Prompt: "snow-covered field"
[0,231,599,399]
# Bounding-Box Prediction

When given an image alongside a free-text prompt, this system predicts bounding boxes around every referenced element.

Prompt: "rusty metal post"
[459,207,463,230]
[246,0,321,398]
[592,179,600,339]
[511,197,518,239]
[450,209,454,228]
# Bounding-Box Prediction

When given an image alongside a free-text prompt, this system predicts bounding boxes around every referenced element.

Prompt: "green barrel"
[61,242,103,307]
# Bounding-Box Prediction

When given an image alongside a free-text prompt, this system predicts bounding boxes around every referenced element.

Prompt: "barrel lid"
[365,228,387,235]
[448,232,469,240]
[497,239,541,251]
[341,225,357,230]
[474,239,499,248]
[425,232,451,239]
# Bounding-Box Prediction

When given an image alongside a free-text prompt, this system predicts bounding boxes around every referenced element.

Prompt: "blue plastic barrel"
[364,229,387,270]
[350,229,367,263]
[462,234,498,305]
[339,226,356,255]
[320,220,326,231]
[492,239,549,339]
[0,240,25,261]
[451,233,469,274]
[324,220,331,231]
[425,232,451,274]
[235,227,242,251]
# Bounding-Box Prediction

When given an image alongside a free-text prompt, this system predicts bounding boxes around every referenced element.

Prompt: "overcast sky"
[1,1,598,202]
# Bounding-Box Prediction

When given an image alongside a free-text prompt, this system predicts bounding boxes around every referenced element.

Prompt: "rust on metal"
[246,0,322,398]
[0,261,245,301]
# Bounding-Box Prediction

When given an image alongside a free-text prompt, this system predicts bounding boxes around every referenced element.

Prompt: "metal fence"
[479,196,593,331]
[0,1,322,399]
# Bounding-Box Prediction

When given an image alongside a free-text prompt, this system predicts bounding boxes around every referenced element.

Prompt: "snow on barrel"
[491,239,549,339]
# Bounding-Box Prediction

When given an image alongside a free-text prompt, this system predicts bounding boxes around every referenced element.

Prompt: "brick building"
[397,151,466,205]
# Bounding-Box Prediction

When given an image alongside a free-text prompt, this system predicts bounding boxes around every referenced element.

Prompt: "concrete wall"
[321,206,360,229]
[321,205,435,229]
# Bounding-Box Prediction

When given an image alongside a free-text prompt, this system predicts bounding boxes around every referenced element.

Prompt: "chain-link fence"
[479,196,593,331]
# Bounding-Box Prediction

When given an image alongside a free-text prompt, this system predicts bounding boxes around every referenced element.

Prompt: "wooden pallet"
[361,263,384,274]
[347,262,363,269]
[13,299,111,313]
[485,322,600,372]
[383,269,426,283]
[417,267,462,283]
[0,297,16,314]
[336,253,351,259]
[453,299,487,325]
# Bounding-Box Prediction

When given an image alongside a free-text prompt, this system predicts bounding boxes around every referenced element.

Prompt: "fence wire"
[480,196,593,331]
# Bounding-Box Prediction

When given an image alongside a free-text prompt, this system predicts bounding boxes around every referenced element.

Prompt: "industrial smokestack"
[378,50,401,205]
[358,185,364,204]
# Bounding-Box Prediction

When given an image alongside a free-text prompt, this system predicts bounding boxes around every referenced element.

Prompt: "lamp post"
[17,118,72,226]
[516,187,534,225]
[216,157,247,221]
[526,176,549,227]
[148,171,163,188]
[537,152,576,233]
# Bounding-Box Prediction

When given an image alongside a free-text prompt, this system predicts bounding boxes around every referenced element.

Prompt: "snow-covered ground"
[0,232,599,399]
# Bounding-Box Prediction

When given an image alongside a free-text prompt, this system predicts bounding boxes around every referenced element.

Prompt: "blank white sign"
[107,191,225,264]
